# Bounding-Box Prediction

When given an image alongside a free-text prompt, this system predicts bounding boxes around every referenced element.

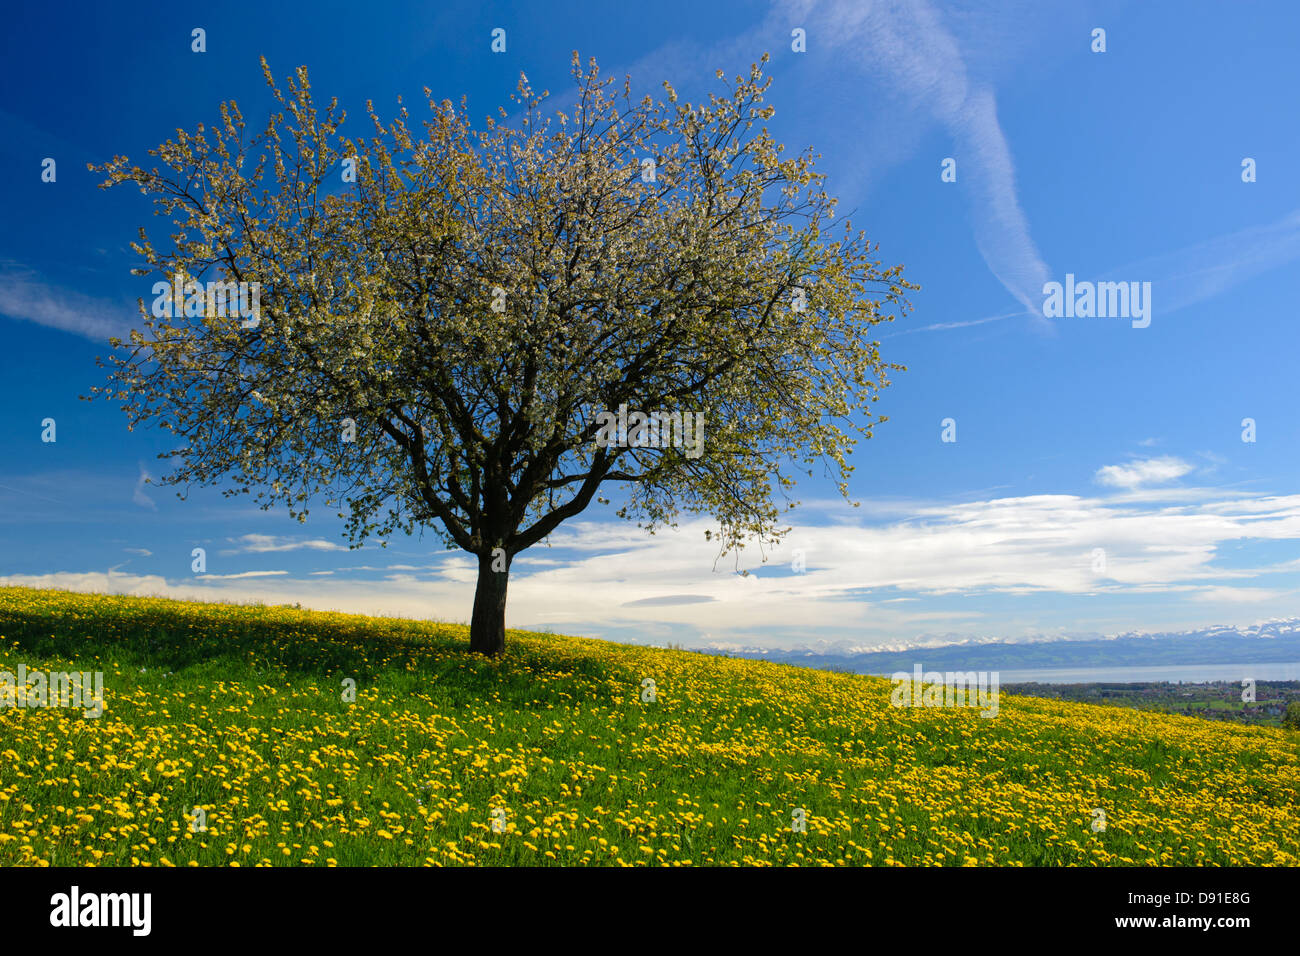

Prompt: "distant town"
[1000,680,1300,727]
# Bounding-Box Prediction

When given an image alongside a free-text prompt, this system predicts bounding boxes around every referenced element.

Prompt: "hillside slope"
[1,586,1296,866]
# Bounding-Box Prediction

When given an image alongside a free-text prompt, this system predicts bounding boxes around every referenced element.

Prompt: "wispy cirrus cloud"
[222,534,349,555]
[0,262,133,342]
[132,463,157,510]
[766,2,1298,335]
[883,308,1026,338]
[920,207,1300,336]
[782,0,1051,317]
[1100,207,1300,316]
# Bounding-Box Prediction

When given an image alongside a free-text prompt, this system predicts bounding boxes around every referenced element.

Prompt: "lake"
[893,661,1300,684]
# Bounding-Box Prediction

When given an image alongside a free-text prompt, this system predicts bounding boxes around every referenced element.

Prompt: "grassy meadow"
[0,586,1297,867]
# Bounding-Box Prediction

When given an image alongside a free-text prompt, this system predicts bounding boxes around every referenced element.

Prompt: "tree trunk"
[468,550,509,655]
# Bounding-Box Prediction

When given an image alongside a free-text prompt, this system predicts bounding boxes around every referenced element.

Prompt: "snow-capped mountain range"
[696,619,1300,673]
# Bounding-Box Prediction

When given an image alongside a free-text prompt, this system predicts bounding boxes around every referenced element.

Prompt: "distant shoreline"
[862,662,1300,684]
[700,629,1300,683]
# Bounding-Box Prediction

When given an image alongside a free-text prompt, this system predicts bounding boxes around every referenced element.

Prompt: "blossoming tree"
[90,53,914,655]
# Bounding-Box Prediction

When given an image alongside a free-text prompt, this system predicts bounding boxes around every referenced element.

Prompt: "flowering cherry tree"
[90,53,915,655]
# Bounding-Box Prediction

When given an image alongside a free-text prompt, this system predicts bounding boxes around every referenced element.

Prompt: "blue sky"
[2,0,1299,652]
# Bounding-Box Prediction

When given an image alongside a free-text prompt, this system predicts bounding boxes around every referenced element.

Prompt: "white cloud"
[224,534,348,554]
[0,263,133,342]
[1095,457,1194,489]
[197,570,290,580]
[1188,586,1288,604]
[9,482,1300,650]
[132,462,156,510]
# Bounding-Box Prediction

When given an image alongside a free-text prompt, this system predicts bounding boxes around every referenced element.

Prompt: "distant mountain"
[699,619,1300,674]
